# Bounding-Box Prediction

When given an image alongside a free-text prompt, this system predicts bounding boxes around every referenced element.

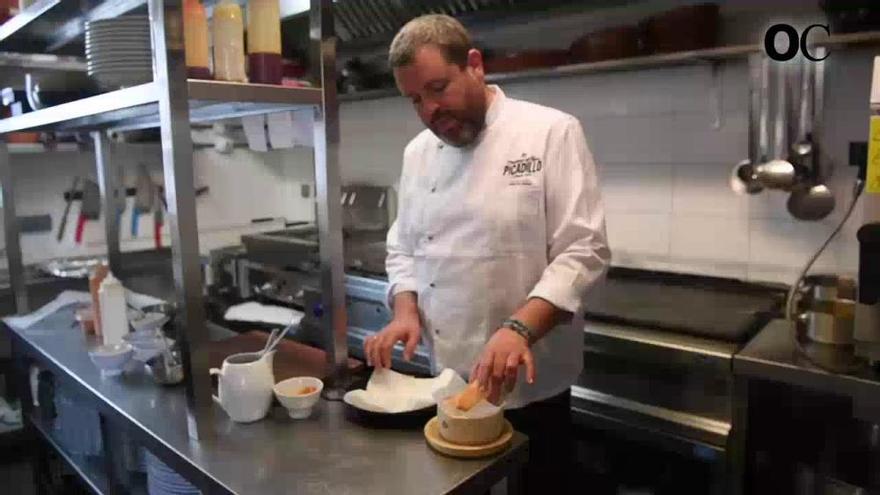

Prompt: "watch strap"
[501,318,537,346]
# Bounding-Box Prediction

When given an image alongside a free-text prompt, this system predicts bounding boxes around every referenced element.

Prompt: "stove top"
[585,268,785,344]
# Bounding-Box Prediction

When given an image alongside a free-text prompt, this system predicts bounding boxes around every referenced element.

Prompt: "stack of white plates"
[144,450,201,495]
[85,15,153,89]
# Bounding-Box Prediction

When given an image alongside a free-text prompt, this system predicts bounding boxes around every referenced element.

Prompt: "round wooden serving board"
[423,417,513,459]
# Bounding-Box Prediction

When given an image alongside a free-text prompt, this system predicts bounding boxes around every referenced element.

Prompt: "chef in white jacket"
[364,14,610,493]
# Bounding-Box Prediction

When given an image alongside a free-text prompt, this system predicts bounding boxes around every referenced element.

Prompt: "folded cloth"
[343,368,465,414]
[0,396,21,426]
[3,290,92,329]
[3,289,169,330]
[125,291,165,310]
[224,301,304,327]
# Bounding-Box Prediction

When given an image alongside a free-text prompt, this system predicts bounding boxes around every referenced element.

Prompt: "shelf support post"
[310,0,349,397]
[93,131,122,274]
[0,137,28,314]
[148,0,213,440]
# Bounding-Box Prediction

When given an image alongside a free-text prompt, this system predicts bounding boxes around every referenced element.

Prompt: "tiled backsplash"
[2,145,316,266]
[4,8,873,288]
[338,47,875,285]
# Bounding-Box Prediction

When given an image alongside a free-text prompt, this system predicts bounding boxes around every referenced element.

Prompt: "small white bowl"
[273,377,323,419]
[89,343,134,377]
[130,312,169,333]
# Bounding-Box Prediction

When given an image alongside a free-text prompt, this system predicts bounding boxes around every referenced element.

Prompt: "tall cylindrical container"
[213,0,247,82]
[183,0,212,79]
[99,273,129,346]
[89,264,109,337]
[247,0,282,84]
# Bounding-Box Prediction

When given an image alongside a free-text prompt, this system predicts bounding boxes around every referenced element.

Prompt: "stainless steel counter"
[733,319,880,422]
[6,304,527,495]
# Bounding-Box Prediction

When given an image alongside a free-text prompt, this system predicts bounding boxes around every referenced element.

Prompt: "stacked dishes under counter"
[573,267,784,493]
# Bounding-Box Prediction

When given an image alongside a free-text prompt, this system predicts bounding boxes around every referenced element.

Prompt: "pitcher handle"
[209,368,222,405]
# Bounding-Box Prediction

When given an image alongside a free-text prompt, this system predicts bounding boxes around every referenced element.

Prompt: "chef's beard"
[429,84,489,148]
[430,113,484,148]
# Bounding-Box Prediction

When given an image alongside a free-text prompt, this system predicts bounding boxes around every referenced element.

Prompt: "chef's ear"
[465,48,485,81]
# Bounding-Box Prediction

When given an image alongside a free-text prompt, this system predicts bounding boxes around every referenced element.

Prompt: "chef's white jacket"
[386,86,610,408]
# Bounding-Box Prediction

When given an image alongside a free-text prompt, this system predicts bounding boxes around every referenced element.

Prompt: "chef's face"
[394,45,488,147]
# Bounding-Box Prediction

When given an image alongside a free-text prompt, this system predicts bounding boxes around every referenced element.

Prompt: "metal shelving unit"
[28,413,111,495]
[0,0,346,441]
[0,0,146,54]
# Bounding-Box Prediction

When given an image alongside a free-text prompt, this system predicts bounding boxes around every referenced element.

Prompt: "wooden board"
[206,330,363,381]
[424,417,513,459]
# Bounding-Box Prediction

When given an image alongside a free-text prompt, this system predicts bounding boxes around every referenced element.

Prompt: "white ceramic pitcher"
[210,351,275,423]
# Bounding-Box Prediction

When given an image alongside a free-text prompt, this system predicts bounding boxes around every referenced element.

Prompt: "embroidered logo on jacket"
[503,154,543,177]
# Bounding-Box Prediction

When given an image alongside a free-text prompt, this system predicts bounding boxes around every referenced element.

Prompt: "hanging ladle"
[787,50,835,221]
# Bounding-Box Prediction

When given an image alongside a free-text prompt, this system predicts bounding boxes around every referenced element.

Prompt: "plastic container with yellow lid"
[213,0,247,82]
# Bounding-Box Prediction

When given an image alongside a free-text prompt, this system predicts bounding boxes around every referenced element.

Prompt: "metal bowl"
[145,351,184,386]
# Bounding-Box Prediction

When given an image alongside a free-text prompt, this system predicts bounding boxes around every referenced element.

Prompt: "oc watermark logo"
[764,24,829,62]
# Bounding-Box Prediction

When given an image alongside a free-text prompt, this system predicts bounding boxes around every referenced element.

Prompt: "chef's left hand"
[472,328,536,403]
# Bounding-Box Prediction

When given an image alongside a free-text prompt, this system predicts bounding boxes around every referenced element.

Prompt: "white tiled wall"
[336,46,876,285]
[6,3,873,288]
[3,144,316,267]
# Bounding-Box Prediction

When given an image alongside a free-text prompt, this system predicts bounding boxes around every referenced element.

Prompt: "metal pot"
[796,275,858,345]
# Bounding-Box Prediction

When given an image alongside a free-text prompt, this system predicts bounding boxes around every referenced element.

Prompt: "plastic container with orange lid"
[183,0,212,79]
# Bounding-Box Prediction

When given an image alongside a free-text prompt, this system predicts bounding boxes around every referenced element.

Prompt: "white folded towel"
[223,301,304,327]
[343,368,465,414]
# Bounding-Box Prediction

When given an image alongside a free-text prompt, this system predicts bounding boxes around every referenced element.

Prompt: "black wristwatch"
[501,318,538,346]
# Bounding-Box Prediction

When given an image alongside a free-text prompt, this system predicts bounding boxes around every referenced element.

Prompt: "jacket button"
[435,329,440,335]
[429,283,435,288]
[430,187,436,193]
[427,235,433,241]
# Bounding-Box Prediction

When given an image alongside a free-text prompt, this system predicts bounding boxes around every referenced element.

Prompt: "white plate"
[85,35,150,42]
[86,54,153,65]
[86,53,153,64]
[85,28,149,35]
[86,43,150,50]
[87,60,152,67]
[86,19,148,28]
[85,40,151,48]
[85,31,150,38]
[90,64,153,71]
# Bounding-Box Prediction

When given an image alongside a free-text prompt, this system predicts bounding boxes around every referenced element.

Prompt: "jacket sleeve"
[527,116,611,315]
[384,151,418,309]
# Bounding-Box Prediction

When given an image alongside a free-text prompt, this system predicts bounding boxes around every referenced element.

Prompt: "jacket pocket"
[492,185,544,253]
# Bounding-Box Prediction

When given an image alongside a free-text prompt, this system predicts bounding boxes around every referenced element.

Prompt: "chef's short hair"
[389,14,472,69]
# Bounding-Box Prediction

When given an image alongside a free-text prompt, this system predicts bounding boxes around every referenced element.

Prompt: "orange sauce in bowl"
[297,386,317,396]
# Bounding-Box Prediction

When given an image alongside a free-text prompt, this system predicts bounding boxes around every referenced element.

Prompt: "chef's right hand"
[364,315,421,369]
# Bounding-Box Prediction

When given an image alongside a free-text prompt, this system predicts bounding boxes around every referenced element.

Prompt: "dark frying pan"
[342,373,436,430]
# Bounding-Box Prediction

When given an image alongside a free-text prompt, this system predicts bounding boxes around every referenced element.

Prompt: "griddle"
[584,268,785,344]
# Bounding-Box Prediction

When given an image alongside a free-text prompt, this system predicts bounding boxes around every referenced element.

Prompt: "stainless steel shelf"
[0,0,146,54]
[0,80,323,134]
[7,142,81,153]
[339,31,880,103]
[28,413,110,495]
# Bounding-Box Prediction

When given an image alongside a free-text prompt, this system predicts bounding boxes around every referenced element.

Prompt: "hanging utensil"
[57,176,80,242]
[75,179,101,245]
[792,60,814,159]
[765,61,798,190]
[787,51,836,221]
[132,163,153,237]
[153,196,163,249]
[731,55,770,195]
